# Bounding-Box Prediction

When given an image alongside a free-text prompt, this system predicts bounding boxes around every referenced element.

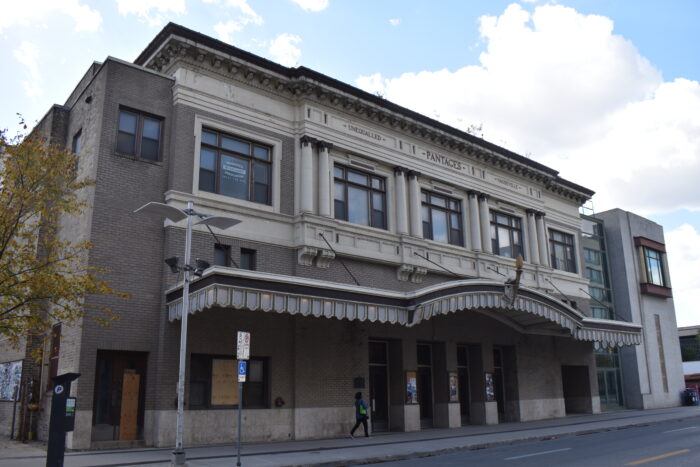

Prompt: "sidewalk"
[4,406,700,467]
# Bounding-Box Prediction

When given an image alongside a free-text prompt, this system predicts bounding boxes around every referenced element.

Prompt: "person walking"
[350,391,370,438]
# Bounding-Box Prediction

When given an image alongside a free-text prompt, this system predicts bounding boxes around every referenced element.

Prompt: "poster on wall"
[484,372,495,402]
[211,359,238,405]
[0,360,22,401]
[405,371,417,404]
[448,372,459,402]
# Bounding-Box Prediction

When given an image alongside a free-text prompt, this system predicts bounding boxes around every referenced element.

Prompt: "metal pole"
[237,381,243,466]
[173,200,193,466]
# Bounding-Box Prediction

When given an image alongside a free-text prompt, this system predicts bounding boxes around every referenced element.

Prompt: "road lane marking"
[663,426,697,433]
[504,448,571,460]
[625,449,690,465]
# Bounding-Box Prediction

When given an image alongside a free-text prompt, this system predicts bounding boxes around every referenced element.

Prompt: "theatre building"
[0,23,685,449]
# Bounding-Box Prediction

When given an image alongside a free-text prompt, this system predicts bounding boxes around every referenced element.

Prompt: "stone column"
[299,136,315,214]
[394,167,409,235]
[479,194,492,254]
[536,212,549,266]
[408,170,423,238]
[526,209,539,265]
[317,141,333,217]
[468,191,482,252]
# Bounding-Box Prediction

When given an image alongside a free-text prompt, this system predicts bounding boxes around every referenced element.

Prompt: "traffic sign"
[238,360,247,382]
[237,331,250,360]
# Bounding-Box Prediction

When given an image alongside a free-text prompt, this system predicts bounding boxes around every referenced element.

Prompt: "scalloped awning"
[165,268,642,348]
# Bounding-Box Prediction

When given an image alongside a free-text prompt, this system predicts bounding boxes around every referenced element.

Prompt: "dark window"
[584,248,600,265]
[421,191,463,246]
[240,248,256,270]
[417,344,432,366]
[189,355,268,409]
[47,323,61,392]
[549,229,577,273]
[71,130,82,154]
[591,306,612,320]
[490,211,523,259]
[213,244,231,267]
[587,267,603,284]
[642,247,666,287]
[333,166,386,229]
[590,287,609,302]
[199,129,271,205]
[116,109,162,161]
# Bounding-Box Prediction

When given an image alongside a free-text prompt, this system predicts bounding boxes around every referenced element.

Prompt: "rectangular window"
[549,230,577,273]
[591,306,612,320]
[116,109,162,161]
[240,248,256,270]
[422,191,463,246]
[199,129,271,205]
[71,130,82,154]
[213,244,231,267]
[586,267,603,284]
[643,247,666,287]
[189,355,268,409]
[490,211,523,259]
[584,248,601,265]
[333,165,386,229]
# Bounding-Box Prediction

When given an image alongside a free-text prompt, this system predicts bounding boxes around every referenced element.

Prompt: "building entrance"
[417,343,433,428]
[368,341,389,432]
[596,349,624,410]
[457,345,471,425]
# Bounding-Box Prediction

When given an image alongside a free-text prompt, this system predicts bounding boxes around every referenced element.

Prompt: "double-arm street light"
[135,200,241,466]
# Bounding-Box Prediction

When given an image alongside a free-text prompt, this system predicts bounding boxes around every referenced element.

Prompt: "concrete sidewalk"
[4,406,700,467]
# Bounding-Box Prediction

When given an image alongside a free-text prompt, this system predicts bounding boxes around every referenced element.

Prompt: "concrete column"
[300,136,314,214]
[536,212,549,266]
[526,210,539,265]
[479,194,492,254]
[394,167,409,235]
[469,343,498,425]
[408,170,423,238]
[468,191,482,252]
[317,141,332,217]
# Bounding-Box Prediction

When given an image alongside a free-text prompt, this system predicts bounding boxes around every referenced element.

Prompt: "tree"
[0,120,124,352]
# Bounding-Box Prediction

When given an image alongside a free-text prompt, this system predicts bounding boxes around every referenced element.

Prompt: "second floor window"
[421,191,463,246]
[550,230,577,273]
[117,109,161,161]
[333,166,386,229]
[490,211,523,259]
[642,247,666,287]
[199,129,272,205]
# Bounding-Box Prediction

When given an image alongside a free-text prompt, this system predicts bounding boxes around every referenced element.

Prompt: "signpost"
[236,331,250,466]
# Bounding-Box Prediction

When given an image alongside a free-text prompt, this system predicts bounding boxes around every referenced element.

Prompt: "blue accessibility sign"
[238,361,247,382]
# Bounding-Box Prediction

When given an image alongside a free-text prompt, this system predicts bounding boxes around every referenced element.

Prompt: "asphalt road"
[376,418,700,467]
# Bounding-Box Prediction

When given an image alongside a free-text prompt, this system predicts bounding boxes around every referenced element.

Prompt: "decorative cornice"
[407,170,421,178]
[300,135,317,146]
[394,166,407,176]
[316,140,334,151]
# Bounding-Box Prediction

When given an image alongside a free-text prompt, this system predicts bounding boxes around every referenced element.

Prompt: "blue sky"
[2,0,699,325]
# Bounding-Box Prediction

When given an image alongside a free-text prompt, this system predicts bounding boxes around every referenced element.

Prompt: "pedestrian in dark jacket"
[350,391,369,438]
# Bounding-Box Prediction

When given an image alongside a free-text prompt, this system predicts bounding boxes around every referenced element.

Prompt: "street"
[377,418,700,467]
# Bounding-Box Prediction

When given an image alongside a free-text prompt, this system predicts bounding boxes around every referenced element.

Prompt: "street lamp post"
[135,200,241,466]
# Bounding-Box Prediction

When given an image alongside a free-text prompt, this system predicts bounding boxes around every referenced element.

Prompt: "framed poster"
[448,372,459,402]
[484,372,495,402]
[211,358,238,405]
[405,371,417,404]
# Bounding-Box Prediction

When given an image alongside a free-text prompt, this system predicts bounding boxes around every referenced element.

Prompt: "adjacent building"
[0,23,685,449]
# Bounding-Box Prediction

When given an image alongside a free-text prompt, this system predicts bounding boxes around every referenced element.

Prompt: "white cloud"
[0,0,102,32]
[355,3,699,215]
[389,18,401,26]
[116,0,185,27]
[211,0,263,43]
[13,41,43,98]
[666,225,700,327]
[268,33,302,67]
[290,0,328,12]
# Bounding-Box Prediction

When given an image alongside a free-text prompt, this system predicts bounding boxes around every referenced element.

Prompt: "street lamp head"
[194,258,210,277]
[165,256,180,273]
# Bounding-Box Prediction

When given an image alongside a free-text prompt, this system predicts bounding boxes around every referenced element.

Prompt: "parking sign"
[238,361,247,382]
[237,331,250,360]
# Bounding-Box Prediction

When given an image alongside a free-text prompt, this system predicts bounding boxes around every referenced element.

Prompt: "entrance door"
[417,343,433,428]
[92,351,147,441]
[493,348,506,420]
[457,345,470,425]
[368,341,389,432]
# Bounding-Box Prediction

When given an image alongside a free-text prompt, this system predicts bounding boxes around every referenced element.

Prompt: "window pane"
[222,136,250,154]
[116,132,136,154]
[241,249,256,270]
[334,200,345,220]
[431,209,448,243]
[347,171,368,186]
[372,192,384,212]
[140,138,159,160]
[496,214,509,225]
[254,183,269,205]
[142,118,160,139]
[253,146,270,161]
[254,161,270,184]
[118,112,137,134]
[199,169,215,192]
[371,177,383,190]
[200,149,216,170]
[214,245,229,266]
[498,226,512,257]
[202,131,218,145]
[348,186,369,225]
[334,167,344,179]
[334,181,345,201]
[431,195,447,208]
[220,154,249,200]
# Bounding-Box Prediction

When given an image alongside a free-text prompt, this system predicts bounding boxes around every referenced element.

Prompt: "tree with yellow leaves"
[0,120,125,352]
